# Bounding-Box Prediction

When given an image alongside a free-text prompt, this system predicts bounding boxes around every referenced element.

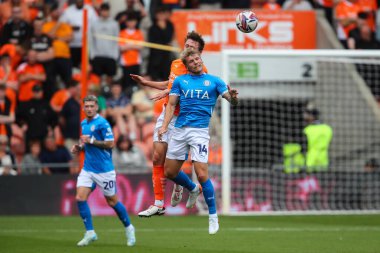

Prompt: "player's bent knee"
[152,151,165,165]
[75,195,87,202]
[164,169,176,179]
[197,174,208,183]
[105,195,118,207]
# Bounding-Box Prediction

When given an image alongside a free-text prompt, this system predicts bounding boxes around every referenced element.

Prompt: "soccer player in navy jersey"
[158,48,239,234]
[71,95,136,246]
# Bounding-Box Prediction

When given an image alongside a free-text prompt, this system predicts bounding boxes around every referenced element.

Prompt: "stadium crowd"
[0,0,377,175]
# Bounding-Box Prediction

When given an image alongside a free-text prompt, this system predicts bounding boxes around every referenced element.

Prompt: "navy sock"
[201,179,217,215]
[77,201,94,230]
[112,202,131,227]
[172,170,196,191]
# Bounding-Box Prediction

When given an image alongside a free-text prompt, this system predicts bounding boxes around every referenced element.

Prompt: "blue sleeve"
[215,77,228,96]
[170,77,180,96]
[100,121,114,141]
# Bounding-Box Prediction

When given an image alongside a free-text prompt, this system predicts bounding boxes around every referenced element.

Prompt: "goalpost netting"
[198,50,380,215]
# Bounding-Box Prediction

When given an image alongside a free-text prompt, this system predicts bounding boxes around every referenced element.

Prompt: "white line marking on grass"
[1,227,380,233]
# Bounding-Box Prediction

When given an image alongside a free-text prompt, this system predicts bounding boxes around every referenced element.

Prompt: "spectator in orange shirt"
[335,0,361,48]
[0,53,18,90]
[262,0,281,10]
[119,12,144,97]
[16,49,46,102]
[42,3,73,87]
[0,43,24,70]
[50,87,71,113]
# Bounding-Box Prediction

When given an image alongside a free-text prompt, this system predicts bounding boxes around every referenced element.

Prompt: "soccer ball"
[235,10,259,33]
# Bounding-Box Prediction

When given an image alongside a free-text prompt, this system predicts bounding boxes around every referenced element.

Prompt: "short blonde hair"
[181,48,201,67]
[83,95,98,104]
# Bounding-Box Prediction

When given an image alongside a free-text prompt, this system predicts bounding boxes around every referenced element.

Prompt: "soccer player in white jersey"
[71,95,136,246]
[158,48,239,234]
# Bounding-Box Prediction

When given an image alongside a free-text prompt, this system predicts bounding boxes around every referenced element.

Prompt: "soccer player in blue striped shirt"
[158,48,239,234]
[71,95,136,246]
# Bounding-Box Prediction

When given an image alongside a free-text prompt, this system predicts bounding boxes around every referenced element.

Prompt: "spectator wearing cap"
[16,84,57,151]
[118,11,144,96]
[90,2,119,87]
[302,106,333,172]
[0,83,15,140]
[16,49,46,102]
[42,3,73,87]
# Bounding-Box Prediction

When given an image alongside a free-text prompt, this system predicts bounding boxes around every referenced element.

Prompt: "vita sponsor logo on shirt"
[181,89,209,99]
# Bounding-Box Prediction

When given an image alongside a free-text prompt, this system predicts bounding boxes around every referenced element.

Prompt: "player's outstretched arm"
[222,85,239,106]
[149,89,170,101]
[130,74,169,90]
[158,95,179,141]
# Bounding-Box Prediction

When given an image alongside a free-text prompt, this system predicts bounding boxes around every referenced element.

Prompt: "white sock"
[126,224,134,231]
[86,230,95,234]
[191,184,199,193]
[209,214,218,219]
[154,200,164,207]
[174,184,183,190]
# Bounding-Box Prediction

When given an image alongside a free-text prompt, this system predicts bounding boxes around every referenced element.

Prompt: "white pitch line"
[0,227,380,233]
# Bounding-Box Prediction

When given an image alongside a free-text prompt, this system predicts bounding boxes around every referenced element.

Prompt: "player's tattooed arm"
[222,85,239,106]
[92,140,114,149]
[80,135,114,149]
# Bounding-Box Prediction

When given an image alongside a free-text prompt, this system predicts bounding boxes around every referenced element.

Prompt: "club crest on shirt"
[204,80,210,86]
[91,125,95,132]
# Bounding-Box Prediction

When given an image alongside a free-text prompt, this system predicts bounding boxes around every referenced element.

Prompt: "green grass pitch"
[0,215,379,253]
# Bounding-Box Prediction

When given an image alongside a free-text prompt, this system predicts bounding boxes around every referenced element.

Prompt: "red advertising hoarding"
[171,10,316,51]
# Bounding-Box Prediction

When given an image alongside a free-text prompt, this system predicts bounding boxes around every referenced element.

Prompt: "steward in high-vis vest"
[303,108,333,172]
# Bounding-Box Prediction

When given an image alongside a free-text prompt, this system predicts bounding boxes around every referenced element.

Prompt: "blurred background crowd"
[0,0,377,176]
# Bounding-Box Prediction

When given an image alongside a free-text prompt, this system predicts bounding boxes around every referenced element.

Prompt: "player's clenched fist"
[158,127,168,142]
[71,144,83,154]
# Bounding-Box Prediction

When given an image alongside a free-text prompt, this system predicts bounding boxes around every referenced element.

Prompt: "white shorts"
[166,127,210,163]
[153,106,177,143]
[77,169,117,196]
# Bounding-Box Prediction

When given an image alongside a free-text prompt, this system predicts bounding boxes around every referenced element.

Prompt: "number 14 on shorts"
[197,144,208,155]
